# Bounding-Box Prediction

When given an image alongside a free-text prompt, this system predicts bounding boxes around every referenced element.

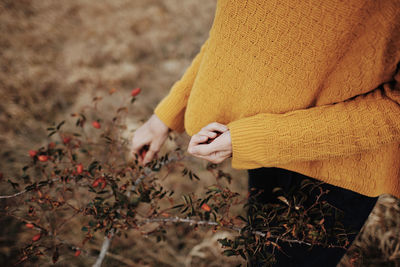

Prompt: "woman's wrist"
[152,113,172,133]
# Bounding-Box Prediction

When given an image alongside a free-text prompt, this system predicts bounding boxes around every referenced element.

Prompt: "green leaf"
[151,166,161,172]
[237,215,248,223]
[48,131,57,137]
[56,120,65,130]
[218,238,231,247]
[104,136,113,144]
[88,161,99,174]
[181,206,188,213]
[171,204,184,209]
[7,179,19,189]
[24,183,37,191]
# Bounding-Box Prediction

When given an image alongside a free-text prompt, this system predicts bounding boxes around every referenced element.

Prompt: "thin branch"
[92,230,114,267]
[90,165,150,267]
[88,243,138,266]
[92,153,181,267]
[0,178,61,199]
[139,216,314,247]
[0,189,28,199]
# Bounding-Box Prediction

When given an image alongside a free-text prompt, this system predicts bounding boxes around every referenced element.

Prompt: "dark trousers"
[248,167,378,267]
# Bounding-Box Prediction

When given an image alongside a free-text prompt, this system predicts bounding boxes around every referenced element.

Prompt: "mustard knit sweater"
[154,0,400,198]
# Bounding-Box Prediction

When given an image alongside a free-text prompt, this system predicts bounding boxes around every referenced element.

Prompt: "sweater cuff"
[227,114,271,169]
[154,87,186,133]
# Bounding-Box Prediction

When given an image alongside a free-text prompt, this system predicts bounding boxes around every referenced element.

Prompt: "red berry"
[140,149,147,160]
[201,203,211,212]
[76,164,83,174]
[74,250,81,257]
[26,223,34,229]
[32,233,41,242]
[109,88,117,95]
[92,178,100,188]
[92,121,101,129]
[131,87,141,97]
[100,179,107,189]
[48,142,56,149]
[63,137,71,144]
[38,155,48,162]
[29,150,38,157]
[139,145,149,161]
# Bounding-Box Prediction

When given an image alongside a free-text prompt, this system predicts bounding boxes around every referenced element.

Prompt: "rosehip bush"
[0,88,350,266]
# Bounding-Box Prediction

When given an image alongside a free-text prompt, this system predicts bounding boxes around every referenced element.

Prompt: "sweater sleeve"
[227,67,400,169]
[154,38,210,133]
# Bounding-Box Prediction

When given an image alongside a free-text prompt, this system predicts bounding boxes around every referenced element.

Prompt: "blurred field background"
[0,0,399,266]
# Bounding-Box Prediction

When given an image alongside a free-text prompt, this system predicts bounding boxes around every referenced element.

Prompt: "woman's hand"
[188,122,232,164]
[131,114,170,165]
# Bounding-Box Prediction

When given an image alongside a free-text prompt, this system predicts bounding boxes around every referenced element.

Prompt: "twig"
[92,153,181,267]
[92,229,115,267]
[91,166,151,267]
[88,243,138,266]
[0,178,61,199]
[139,216,315,247]
[0,190,28,199]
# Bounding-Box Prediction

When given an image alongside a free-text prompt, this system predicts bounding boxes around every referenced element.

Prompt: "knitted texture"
[154,0,400,197]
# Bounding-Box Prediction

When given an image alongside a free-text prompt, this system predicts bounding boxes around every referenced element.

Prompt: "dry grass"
[0,0,399,266]
[339,195,400,267]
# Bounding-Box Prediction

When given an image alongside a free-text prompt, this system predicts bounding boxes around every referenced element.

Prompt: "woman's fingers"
[198,130,217,139]
[188,134,208,147]
[189,132,229,155]
[187,122,231,164]
[131,114,171,165]
[201,122,228,134]
[188,141,224,156]
[188,133,215,156]
[131,134,148,158]
[188,133,213,155]
[142,142,161,165]
[189,122,229,150]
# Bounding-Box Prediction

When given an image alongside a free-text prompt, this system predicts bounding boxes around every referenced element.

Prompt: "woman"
[132,0,400,265]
